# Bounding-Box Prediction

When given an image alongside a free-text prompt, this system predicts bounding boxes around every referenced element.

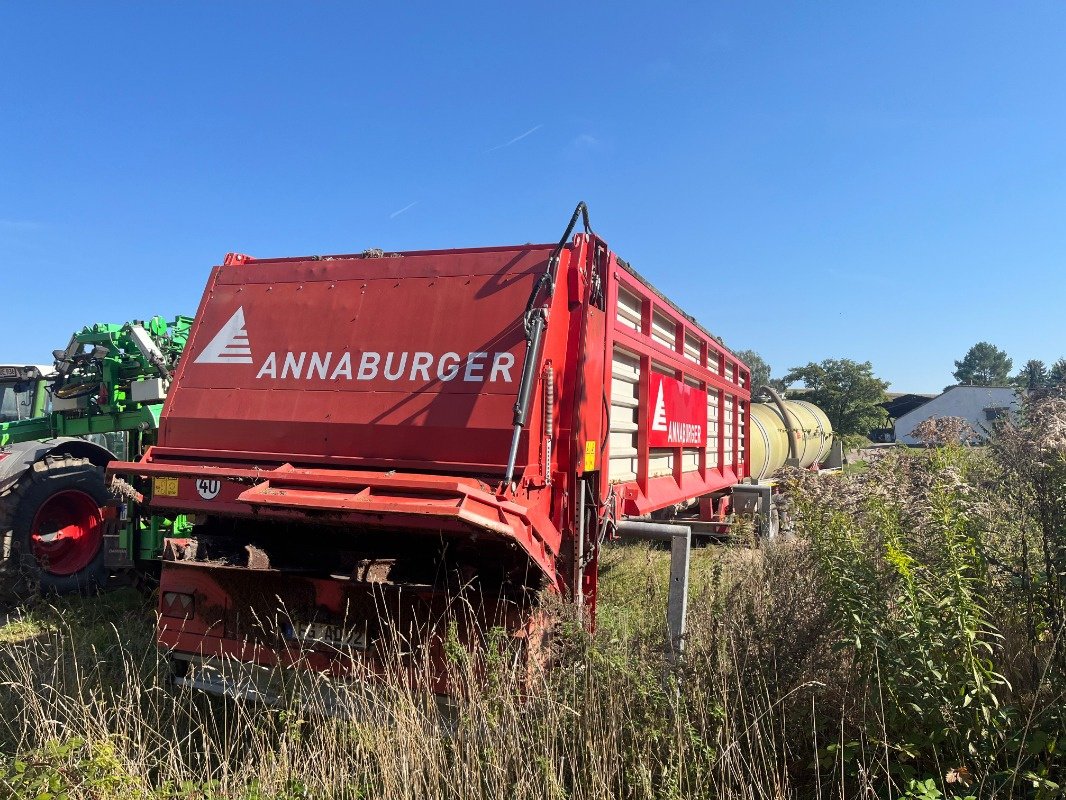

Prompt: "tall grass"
[0,547,819,800]
[2,397,1066,798]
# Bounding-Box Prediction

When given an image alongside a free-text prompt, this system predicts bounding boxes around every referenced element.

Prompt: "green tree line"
[952,341,1066,389]
[733,349,889,441]
[735,341,1065,445]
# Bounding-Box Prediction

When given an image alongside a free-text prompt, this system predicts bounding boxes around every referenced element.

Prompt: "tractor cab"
[0,365,50,424]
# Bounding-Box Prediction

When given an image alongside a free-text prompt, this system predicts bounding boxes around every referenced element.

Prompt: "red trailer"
[110,205,751,689]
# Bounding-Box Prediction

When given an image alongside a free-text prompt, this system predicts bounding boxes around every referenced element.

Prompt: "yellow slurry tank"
[748,394,834,481]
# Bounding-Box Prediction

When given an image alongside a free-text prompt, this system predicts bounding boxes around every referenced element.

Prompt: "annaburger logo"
[648,373,707,447]
[194,307,252,364]
[652,382,668,432]
[192,306,516,383]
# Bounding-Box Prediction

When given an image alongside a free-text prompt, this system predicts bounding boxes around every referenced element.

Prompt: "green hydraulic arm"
[0,316,191,447]
[0,316,193,580]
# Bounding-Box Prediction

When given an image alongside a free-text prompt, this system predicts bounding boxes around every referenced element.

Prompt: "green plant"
[787,434,1066,797]
[1,737,138,799]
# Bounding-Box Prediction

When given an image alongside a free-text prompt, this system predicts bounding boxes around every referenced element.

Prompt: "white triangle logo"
[652,382,668,432]
[194,307,253,364]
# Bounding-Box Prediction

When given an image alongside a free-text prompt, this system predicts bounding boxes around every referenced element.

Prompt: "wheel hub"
[30,489,104,576]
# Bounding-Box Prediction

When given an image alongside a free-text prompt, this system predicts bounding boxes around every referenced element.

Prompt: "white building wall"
[894,386,1020,446]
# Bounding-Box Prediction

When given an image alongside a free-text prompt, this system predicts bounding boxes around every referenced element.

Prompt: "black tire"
[3,455,109,596]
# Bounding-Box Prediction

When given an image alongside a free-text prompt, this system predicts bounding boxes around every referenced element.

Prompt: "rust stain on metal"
[245,544,271,570]
[352,558,395,584]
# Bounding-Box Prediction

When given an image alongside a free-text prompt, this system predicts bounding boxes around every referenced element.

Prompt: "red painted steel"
[603,264,749,518]
[109,220,752,685]
[126,456,557,576]
[161,244,550,473]
[156,560,539,695]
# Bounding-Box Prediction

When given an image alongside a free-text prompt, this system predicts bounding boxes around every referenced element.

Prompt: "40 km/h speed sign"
[195,478,221,500]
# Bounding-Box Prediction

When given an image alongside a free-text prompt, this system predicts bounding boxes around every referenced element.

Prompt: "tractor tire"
[1,455,109,597]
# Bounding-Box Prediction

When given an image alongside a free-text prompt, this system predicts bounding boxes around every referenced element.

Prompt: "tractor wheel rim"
[30,489,103,576]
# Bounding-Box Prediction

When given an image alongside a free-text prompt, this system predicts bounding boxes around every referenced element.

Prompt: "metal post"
[575,479,586,616]
[731,482,774,538]
[667,527,691,655]
[615,521,691,657]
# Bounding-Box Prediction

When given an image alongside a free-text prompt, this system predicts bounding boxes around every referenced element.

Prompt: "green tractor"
[0,317,191,596]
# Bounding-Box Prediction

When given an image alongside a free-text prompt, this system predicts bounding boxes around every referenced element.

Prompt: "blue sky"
[2,3,1064,392]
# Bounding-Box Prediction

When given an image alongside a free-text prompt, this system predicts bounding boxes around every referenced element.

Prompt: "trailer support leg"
[615,521,691,658]
[575,478,586,616]
[731,483,774,538]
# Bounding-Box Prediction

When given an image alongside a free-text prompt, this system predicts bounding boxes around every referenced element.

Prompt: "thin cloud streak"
[486,124,543,152]
[389,201,418,219]
[0,219,43,230]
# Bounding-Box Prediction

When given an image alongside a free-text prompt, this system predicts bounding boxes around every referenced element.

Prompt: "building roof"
[941,384,1015,391]
[884,391,937,400]
[882,393,935,420]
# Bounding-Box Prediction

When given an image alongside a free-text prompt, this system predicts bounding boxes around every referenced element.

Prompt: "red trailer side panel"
[601,262,750,517]
[161,245,560,474]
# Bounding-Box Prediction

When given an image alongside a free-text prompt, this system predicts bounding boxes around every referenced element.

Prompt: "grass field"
[2,402,1066,799]
[0,544,755,800]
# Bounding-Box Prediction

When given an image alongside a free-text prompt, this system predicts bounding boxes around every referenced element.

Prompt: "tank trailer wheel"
[3,456,109,597]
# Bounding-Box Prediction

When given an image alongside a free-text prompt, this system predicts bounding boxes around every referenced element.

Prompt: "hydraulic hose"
[503,202,593,486]
[757,385,799,462]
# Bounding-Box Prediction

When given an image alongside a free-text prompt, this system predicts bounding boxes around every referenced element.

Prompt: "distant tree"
[782,359,889,439]
[768,376,789,393]
[733,349,772,393]
[1012,359,1049,390]
[1050,358,1066,386]
[952,342,1012,386]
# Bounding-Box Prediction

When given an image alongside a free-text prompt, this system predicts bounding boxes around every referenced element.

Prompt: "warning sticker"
[584,441,597,472]
[153,477,179,497]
